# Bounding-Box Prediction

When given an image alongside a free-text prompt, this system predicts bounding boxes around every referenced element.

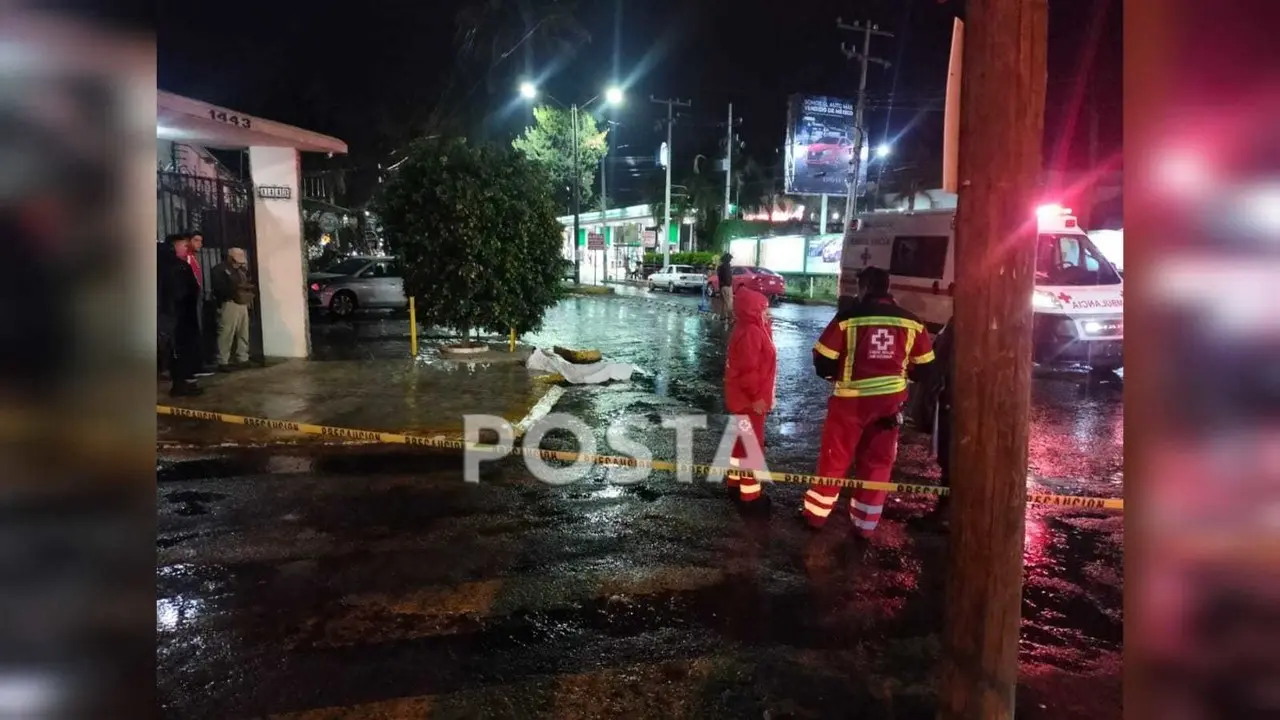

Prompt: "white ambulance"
[838,204,1124,370]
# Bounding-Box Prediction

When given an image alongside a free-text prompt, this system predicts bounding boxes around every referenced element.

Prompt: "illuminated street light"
[515,82,624,284]
[876,143,892,159]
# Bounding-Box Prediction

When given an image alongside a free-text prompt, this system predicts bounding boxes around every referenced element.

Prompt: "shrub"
[373,138,564,339]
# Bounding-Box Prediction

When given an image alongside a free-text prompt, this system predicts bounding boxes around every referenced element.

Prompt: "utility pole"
[651,96,691,267]
[723,102,734,219]
[571,104,582,284]
[938,0,1047,718]
[836,18,893,222]
[601,140,608,282]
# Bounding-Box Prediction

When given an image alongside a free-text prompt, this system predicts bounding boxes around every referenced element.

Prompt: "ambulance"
[838,204,1124,370]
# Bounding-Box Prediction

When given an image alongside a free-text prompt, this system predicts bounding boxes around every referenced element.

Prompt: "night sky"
[158,0,1120,206]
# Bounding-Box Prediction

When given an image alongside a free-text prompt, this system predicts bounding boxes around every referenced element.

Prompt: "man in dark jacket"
[907,316,954,527]
[716,253,734,322]
[158,233,203,396]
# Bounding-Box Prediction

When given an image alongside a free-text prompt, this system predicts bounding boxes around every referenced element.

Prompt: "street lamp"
[520,84,624,284]
[876,143,892,159]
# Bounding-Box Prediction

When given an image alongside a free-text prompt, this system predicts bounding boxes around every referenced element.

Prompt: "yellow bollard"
[508,327,516,352]
[409,297,419,358]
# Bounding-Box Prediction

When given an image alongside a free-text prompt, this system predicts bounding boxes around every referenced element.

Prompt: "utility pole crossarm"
[835,17,895,37]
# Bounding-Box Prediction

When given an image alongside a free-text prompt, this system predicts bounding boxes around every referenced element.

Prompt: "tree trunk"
[937,0,1047,718]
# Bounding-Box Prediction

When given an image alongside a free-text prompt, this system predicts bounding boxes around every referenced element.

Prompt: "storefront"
[558,204,674,282]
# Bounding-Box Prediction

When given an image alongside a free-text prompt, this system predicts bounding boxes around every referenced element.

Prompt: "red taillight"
[310,283,321,291]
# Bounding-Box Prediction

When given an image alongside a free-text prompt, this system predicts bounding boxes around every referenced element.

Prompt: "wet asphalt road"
[158,288,1123,718]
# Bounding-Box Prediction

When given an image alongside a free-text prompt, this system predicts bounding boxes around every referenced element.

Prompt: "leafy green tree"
[512,105,608,212]
[373,138,564,341]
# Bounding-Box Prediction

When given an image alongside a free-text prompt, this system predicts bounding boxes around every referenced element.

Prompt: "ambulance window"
[1036,234,1120,285]
[888,235,948,279]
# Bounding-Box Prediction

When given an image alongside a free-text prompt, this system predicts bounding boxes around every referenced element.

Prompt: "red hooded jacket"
[724,286,777,414]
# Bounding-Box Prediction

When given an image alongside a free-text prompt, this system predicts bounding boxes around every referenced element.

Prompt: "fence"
[156,171,265,361]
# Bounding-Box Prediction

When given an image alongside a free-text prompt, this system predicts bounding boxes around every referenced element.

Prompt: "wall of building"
[249,146,310,359]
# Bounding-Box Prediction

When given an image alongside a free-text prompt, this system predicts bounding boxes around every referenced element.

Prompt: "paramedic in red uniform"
[723,286,777,505]
[805,267,935,535]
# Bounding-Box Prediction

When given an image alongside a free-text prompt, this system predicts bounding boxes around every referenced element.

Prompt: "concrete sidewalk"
[157,349,554,447]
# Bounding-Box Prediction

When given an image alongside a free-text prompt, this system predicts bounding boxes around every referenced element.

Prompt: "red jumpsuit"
[805,296,934,534]
[723,287,776,502]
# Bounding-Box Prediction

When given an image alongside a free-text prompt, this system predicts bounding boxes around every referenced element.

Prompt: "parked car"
[706,265,787,303]
[647,264,705,293]
[308,256,406,317]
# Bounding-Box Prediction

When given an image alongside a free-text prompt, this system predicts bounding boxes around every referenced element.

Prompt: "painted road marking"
[513,385,566,439]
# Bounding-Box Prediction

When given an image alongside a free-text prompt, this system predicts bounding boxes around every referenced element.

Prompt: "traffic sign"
[587,232,605,250]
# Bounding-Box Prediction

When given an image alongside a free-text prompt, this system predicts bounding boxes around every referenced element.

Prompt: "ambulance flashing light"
[1036,203,1079,230]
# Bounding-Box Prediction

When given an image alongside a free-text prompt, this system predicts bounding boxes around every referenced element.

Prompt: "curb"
[563,286,616,296]
[779,296,838,306]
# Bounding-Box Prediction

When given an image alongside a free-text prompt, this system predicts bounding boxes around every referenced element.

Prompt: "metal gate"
[157,171,265,362]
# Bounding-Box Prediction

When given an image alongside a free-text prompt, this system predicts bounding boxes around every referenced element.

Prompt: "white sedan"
[647,265,705,293]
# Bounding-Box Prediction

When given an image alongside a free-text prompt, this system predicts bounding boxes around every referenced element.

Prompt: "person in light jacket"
[211,247,255,372]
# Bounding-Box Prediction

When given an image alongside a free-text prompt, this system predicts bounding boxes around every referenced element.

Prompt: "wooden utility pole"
[938,0,1047,717]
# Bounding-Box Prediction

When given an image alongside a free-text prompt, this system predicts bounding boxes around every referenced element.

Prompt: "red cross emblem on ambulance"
[1056,291,1073,304]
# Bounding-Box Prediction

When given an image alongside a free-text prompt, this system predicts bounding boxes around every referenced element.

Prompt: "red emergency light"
[1035,203,1073,219]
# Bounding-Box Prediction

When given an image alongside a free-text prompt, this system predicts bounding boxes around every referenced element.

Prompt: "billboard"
[783,94,867,197]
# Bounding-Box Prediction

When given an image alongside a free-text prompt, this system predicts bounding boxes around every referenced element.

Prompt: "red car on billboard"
[706,266,787,303]
[806,135,853,167]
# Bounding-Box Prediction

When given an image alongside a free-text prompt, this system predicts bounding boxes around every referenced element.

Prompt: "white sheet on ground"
[526,348,636,384]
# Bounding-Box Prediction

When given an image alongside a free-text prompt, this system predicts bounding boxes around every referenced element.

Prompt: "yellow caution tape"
[156,405,1124,511]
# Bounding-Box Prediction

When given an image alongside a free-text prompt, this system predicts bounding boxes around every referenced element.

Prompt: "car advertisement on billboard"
[806,233,844,274]
[784,95,865,197]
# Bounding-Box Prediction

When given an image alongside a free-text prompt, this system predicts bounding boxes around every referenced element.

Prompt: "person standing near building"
[158,233,203,396]
[716,252,734,322]
[211,247,255,372]
[723,286,777,506]
[184,231,215,377]
[906,315,955,529]
[804,267,935,536]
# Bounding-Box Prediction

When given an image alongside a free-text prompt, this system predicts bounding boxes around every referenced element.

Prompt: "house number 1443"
[208,109,252,129]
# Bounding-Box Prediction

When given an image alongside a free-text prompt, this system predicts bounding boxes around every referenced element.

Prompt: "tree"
[372,138,565,341]
[734,155,781,215]
[512,105,609,212]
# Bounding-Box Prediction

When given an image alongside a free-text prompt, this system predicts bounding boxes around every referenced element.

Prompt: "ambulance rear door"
[838,213,894,298]
[883,211,954,327]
